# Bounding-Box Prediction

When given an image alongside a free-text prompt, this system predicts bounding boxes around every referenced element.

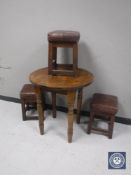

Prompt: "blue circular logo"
[109,153,125,169]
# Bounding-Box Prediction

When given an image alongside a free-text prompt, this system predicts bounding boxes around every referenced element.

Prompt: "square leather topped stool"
[20,84,38,120]
[48,30,80,76]
[87,93,118,139]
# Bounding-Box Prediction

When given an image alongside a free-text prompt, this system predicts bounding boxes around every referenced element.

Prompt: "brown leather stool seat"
[20,84,37,120]
[48,30,80,43]
[48,30,80,76]
[87,93,118,138]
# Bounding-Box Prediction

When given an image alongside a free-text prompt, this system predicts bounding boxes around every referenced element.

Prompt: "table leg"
[67,91,76,143]
[35,86,44,135]
[76,88,83,124]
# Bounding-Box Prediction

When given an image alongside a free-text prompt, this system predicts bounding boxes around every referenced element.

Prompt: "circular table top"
[29,67,94,91]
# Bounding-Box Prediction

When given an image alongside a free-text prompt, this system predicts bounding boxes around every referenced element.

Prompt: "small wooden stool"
[87,93,118,138]
[48,30,80,76]
[20,84,37,120]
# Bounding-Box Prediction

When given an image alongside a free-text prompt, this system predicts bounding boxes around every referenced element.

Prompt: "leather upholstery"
[48,30,80,42]
[20,84,36,101]
[91,93,118,115]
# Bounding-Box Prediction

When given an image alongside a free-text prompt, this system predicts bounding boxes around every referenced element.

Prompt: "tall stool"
[20,84,38,120]
[48,30,80,76]
[87,93,118,139]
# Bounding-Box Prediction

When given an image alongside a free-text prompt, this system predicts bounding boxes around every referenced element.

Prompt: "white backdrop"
[0,0,131,118]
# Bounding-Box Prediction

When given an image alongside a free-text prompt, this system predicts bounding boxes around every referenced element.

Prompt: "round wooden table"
[29,67,94,143]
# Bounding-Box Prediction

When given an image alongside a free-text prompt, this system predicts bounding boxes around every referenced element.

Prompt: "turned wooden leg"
[35,85,44,135]
[67,91,76,143]
[76,88,83,124]
[108,115,115,139]
[52,92,56,118]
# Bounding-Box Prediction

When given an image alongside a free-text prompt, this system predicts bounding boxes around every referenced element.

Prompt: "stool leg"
[52,47,57,70]
[73,43,78,75]
[76,88,83,124]
[52,92,56,118]
[87,111,94,134]
[108,115,115,139]
[48,43,53,75]
[48,43,57,74]
[21,99,26,121]
[26,103,30,110]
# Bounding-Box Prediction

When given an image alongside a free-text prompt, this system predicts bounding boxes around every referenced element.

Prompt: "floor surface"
[0,100,131,175]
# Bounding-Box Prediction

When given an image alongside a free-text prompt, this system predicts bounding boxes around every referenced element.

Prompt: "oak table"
[29,67,94,143]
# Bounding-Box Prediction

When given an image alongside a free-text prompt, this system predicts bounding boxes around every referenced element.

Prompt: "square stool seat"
[91,93,118,115]
[20,84,36,101]
[48,30,80,43]
[87,93,118,139]
[48,30,80,76]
